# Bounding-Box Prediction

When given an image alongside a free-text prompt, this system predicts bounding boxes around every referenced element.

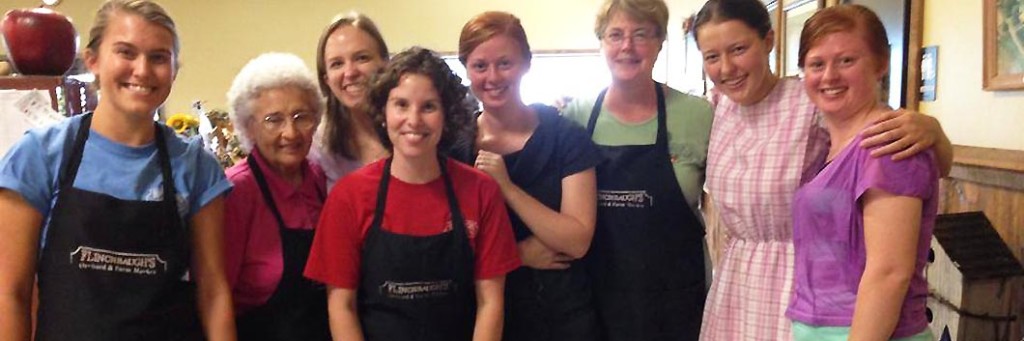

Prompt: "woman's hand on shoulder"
[859,109,952,176]
[859,109,938,159]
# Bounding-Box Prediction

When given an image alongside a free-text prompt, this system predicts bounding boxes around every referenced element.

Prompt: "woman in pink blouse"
[222,53,330,340]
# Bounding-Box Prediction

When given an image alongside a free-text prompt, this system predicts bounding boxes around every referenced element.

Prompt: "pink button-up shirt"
[223,150,326,313]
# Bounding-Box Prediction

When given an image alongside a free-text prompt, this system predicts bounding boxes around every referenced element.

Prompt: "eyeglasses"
[260,112,319,132]
[602,30,658,46]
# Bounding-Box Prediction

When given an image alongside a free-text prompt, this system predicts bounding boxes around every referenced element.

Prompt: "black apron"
[584,83,707,341]
[35,113,204,341]
[358,157,476,341]
[235,155,330,341]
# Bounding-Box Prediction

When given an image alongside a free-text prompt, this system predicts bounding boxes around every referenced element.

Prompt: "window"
[443,51,611,106]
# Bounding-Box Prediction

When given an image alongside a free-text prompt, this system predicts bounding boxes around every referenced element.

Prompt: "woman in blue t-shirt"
[0,1,234,340]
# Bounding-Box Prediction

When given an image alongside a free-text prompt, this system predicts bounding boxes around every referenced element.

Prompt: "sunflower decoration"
[166,113,200,137]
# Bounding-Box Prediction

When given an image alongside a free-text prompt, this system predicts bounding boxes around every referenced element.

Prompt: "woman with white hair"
[222,52,330,340]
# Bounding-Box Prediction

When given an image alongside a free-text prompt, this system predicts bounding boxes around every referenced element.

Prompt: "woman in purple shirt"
[787,5,937,341]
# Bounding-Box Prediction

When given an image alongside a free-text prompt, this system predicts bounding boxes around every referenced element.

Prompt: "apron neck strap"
[58,113,94,190]
[585,89,607,136]
[368,158,393,231]
[653,82,668,147]
[153,123,176,207]
[438,157,468,240]
[585,81,668,148]
[60,114,178,208]
[369,157,467,239]
[247,153,288,229]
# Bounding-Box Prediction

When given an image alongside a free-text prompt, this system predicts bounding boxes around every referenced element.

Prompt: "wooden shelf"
[0,75,96,116]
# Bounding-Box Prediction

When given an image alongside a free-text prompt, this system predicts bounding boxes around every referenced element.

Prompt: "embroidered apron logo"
[597,190,654,208]
[379,280,454,300]
[70,246,167,276]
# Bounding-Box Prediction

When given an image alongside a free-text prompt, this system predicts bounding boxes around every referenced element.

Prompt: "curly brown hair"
[367,47,476,154]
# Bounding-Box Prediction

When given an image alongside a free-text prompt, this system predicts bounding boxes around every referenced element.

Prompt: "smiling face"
[248,87,319,175]
[85,11,176,119]
[697,19,777,106]
[323,25,387,109]
[465,34,530,113]
[802,30,887,120]
[600,11,662,84]
[385,73,444,162]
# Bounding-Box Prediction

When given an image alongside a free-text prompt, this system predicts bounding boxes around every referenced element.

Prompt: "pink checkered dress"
[700,77,829,341]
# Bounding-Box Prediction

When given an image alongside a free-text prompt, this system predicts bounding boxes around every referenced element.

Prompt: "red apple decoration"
[1,7,78,76]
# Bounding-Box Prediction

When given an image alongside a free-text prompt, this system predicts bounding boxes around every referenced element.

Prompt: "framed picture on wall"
[983,0,1024,90]
[781,0,820,77]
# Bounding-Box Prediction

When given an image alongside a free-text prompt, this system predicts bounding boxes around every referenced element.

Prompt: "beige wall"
[5,0,707,116]
[920,0,1024,151]
[8,0,1021,151]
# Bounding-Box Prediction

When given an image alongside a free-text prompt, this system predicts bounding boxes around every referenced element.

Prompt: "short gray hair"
[226,52,325,152]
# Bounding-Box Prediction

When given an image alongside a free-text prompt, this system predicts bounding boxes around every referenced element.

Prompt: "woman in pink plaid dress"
[690,0,952,340]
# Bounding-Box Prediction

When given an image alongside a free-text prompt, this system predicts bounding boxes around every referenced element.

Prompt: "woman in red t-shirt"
[304,47,520,341]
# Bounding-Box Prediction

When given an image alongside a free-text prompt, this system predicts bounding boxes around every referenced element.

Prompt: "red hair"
[798,4,889,70]
[458,11,532,66]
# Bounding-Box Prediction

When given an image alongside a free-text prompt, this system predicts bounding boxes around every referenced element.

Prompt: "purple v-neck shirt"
[787,133,938,338]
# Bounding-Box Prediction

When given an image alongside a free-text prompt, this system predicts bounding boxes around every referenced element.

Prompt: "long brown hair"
[315,12,389,160]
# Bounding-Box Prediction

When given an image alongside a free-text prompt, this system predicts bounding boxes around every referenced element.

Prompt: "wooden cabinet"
[0,75,96,116]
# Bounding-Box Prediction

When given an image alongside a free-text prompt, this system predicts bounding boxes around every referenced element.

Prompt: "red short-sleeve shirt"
[304,158,521,289]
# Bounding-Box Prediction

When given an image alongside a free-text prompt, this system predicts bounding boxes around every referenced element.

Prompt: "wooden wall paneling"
[905,0,924,111]
[770,1,784,75]
[950,145,1024,173]
[940,178,1024,267]
[939,145,1024,340]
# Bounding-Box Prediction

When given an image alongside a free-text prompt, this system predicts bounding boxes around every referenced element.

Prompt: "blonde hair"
[86,0,179,63]
[594,0,669,39]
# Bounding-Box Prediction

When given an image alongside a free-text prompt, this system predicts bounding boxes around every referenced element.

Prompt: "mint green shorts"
[792,321,933,341]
